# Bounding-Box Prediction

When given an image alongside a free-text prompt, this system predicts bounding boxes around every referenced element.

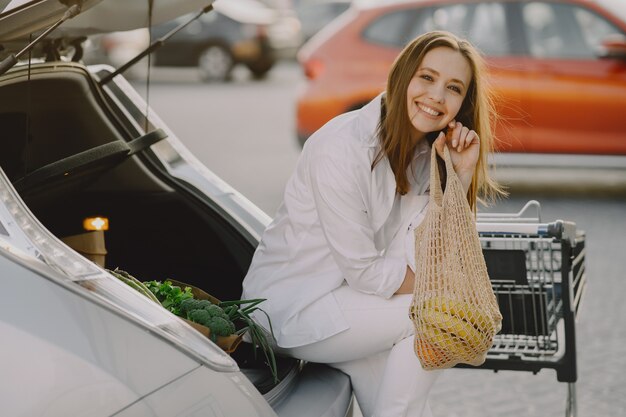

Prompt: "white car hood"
[0,0,215,42]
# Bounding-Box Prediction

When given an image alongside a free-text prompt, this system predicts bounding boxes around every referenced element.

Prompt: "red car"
[296,0,626,154]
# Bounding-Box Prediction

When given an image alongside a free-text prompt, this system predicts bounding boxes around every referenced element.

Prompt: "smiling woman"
[242,30,504,417]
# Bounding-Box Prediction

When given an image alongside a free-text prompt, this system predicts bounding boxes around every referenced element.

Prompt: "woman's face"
[406,46,472,140]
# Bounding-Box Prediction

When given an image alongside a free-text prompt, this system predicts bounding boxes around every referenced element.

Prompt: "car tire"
[197,45,234,82]
[246,58,275,80]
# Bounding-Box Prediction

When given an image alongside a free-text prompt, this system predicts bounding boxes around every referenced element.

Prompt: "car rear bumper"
[272,363,353,417]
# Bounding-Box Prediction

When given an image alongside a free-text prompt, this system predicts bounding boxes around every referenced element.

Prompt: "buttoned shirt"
[242,93,431,348]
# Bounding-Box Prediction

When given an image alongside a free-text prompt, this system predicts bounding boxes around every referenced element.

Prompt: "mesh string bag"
[410,145,502,370]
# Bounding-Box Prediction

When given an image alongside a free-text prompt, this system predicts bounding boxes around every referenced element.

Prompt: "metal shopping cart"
[456,201,588,417]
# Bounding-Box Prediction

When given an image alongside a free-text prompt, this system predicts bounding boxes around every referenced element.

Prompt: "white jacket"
[242,94,431,348]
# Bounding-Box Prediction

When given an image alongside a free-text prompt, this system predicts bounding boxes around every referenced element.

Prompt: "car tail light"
[303,59,324,80]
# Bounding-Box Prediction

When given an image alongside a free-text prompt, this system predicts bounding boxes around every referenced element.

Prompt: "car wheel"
[246,58,275,80]
[197,45,234,82]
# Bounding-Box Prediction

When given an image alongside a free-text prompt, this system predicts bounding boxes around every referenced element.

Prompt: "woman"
[242,31,503,417]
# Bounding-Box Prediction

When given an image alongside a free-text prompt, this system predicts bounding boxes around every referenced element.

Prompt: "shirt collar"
[413,137,431,158]
[357,93,385,148]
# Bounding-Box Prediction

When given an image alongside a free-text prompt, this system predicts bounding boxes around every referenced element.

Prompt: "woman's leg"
[371,336,441,417]
[281,285,443,417]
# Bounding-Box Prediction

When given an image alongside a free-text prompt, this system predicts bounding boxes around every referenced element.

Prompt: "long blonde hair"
[374,31,505,210]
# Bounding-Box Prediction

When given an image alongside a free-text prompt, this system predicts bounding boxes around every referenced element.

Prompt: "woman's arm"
[309,151,407,298]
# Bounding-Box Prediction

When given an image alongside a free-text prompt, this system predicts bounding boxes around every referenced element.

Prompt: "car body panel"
[0,0,213,42]
[114,367,278,417]
[0,249,201,416]
[523,56,626,153]
[0,0,103,41]
[296,0,626,155]
[272,363,354,417]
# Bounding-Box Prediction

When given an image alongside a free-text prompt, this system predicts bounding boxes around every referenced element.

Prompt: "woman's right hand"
[433,120,480,175]
[433,120,480,194]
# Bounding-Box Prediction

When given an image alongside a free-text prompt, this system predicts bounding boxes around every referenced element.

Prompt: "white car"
[0,1,353,416]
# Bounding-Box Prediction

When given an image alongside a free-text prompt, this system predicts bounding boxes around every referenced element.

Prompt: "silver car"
[0,1,353,416]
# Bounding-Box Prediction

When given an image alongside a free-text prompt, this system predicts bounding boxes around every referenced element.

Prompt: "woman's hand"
[433,120,480,193]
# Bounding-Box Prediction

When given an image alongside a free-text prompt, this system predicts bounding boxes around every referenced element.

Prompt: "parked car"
[150,0,278,81]
[296,0,626,155]
[0,1,353,416]
[295,0,352,41]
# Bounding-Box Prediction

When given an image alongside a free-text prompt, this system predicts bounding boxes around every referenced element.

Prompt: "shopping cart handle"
[477,220,577,243]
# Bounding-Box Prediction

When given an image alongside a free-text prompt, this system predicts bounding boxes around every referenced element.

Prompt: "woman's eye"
[420,74,433,81]
[448,85,462,93]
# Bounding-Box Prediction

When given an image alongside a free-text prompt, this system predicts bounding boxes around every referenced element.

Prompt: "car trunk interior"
[0,63,295,394]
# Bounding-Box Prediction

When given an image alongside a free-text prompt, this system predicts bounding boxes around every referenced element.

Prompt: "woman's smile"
[416,102,443,118]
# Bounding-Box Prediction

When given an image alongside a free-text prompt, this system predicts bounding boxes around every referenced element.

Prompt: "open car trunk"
[0,61,296,395]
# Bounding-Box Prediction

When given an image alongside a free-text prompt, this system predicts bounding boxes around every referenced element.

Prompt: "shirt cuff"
[376,257,407,299]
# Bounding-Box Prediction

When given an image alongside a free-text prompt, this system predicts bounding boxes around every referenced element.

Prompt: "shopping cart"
[456,201,587,417]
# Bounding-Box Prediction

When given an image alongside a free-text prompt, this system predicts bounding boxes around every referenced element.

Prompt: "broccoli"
[185,302,236,338]
[180,298,211,315]
[206,316,236,337]
[204,304,229,319]
[187,309,212,326]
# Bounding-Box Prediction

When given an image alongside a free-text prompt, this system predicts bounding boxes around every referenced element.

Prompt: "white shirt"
[242,94,431,348]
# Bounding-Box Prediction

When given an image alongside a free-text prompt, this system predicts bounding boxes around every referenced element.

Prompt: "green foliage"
[143,280,194,316]
[219,299,278,383]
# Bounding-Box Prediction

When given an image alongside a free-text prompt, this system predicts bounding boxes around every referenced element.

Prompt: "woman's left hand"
[433,120,480,176]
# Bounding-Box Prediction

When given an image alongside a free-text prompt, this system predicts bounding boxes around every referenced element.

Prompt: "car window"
[405,5,470,41]
[573,6,624,52]
[403,3,509,56]
[521,1,622,59]
[467,3,509,56]
[362,9,416,47]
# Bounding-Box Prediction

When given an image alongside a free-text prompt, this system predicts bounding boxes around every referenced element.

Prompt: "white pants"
[280,285,443,417]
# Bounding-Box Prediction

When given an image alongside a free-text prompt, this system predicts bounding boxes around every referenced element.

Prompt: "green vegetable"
[179,298,209,315]
[108,268,161,304]
[182,299,236,340]
[187,310,236,338]
[143,280,194,316]
[218,299,279,383]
